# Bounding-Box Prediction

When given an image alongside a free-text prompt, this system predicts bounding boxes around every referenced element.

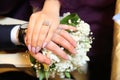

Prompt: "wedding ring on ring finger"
[43,20,50,26]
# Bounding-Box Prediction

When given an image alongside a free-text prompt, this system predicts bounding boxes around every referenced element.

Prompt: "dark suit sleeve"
[0,24,27,52]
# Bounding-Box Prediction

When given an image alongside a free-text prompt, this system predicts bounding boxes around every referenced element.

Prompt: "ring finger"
[46,41,69,60]
[35,25,50,53]
[52,33,76,54]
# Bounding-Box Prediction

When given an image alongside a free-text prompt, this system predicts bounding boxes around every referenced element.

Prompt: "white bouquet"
[30,12,93,80]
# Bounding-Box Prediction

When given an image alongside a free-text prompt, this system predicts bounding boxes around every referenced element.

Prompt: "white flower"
[31,12,93,79]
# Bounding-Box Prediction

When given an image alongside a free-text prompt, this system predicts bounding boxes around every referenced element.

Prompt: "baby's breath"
[31,12,93,79]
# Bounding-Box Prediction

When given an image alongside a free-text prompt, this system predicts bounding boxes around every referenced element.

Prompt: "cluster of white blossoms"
[31,13,93,79]
[40,13,93,78]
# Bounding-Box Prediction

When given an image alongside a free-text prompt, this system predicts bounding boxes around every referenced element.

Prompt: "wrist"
[18,23,28,45]
[43,0,60,15]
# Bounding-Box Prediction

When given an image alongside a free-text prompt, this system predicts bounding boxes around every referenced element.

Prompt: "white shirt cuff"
[10,25,21,45]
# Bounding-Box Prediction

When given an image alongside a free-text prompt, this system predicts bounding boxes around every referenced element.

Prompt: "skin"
[29,24,77,65]
[26,0,61,53]
[25,0,77,65]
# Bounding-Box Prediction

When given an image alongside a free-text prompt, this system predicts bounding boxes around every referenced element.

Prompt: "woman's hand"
[29,25,77,65]
[26,0,61,53]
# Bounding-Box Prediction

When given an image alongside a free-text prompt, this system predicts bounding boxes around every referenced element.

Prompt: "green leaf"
[64,72,71,79]
[45,71,49,80]
[30,55,36,64]
[60,13,80,26]
[29,13,82,80]
[39,69,45,80]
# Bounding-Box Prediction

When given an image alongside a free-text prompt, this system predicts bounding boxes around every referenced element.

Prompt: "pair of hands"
[26,24,77,65]
[25,0,77,65]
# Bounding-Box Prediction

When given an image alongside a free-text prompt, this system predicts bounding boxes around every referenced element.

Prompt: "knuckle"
[30,13,36,18]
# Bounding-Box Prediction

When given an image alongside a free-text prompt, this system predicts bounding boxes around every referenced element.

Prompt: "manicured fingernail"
[36,46,41,53]
[28,44,31,51]
[64,55,69,60]
[46,60,51,65]
[73,41,77,47]
[42,42,47,48]
[43,58,51,65]
[66,56,69,60]
[32,47,36,53]
[72,49,77,54]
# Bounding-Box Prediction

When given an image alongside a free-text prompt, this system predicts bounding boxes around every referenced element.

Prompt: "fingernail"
[65,55,69,60]
[73,41,77,47]
[72,49,77,54]
[42,42,47,48]
[36,46,41,53]
[45,59,51,65]
[46,60,51,65]
[28,44,31,51]
[32,47,36,53]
